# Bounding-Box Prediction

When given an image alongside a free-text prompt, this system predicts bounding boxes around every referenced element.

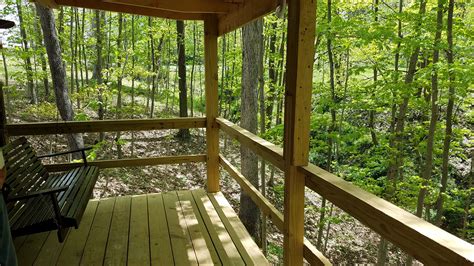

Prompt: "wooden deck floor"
[13,189,268,265]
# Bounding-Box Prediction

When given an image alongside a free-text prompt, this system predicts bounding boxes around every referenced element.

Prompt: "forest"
[0,0,472,264]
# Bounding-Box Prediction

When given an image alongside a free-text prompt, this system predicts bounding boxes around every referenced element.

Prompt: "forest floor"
[7,97,418,264]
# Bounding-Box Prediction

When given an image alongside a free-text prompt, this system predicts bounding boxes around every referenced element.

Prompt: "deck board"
[14,189,269,266]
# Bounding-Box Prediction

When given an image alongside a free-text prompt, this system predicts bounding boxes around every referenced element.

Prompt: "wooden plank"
[6,117,206,136]
[104,196,131,265]
[302,164,474,265]
[217,118,284,170]
[16,232,50,266]
[303,239,332,266]
[80,197,115,265]
[219,154,284,230]
[44,154,206,172]
[57,200,99,265]
[163,191,198,265]
[177,190,217,265]
[283,0,317,264]
[127,195,151,265]
[52,0,204,20]
[103,0,239,13]
[192,189,244,265]
[209,192,269,265]
[33,230,67,265]
[148,193,174,265]
[218,0,277,35]
[204,16,220,193]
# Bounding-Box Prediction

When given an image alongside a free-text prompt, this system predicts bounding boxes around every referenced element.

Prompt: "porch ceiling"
[35,0,279,35]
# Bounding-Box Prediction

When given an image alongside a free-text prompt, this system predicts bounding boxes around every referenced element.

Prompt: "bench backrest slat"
[3,137,49,192]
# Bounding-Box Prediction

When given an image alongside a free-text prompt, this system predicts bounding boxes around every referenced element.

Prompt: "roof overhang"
[35,0,280,35]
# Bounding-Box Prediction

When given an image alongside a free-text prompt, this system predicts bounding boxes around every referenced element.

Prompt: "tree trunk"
[116,13,124,158]
[17,0,37,104]
[33,11,50,100]
[435,0,455,225]
[239,18,263,244]
[93,10,105,141]
[416,0,444,219]
[35,3,84,156]
[176,20,190,139]
[387,0,426,194]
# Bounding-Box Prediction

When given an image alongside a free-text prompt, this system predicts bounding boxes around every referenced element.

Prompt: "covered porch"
[14,189,268,265]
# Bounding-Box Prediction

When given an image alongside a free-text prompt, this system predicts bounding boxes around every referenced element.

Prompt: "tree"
[16,0,37,104]
[176,20,190,140]
[239,18,263,243]
[35,3,84,156]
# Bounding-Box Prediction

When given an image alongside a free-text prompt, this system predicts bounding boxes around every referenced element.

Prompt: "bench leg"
[49,194,67,242]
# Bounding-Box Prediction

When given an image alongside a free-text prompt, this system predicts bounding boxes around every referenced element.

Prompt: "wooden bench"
[1,137,99,242]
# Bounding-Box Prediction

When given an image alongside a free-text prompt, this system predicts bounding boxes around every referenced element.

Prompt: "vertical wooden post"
[204,15,220,193]
[0,81,7,146]
[283,0,317,265]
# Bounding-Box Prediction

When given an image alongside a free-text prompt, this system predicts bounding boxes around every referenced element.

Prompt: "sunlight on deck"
[13,189,268,265]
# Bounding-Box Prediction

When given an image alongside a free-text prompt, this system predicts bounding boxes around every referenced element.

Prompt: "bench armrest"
[7,185,69,202]
[38,147,92,166]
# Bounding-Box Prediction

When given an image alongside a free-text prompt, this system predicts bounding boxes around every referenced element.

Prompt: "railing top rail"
[302,164,474,265]
[6,117,206,136]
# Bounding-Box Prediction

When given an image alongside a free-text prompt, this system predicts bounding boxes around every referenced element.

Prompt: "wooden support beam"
[103,0,240,14]
[6,117,206,136]
[204,16,220,193]
[283,0,317,265]
[217,0,277,35]
[44,154,206,172]
[302,164,474,265]
[54,0,204,20]
[216,118,284,170]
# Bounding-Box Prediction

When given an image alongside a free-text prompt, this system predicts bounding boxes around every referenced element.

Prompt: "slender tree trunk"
[148,17,156,118]
[116,14,124,158]
[93,10,105,141]
[239,19,263,244]
[387,0,426,195]
[17,0,37,104]
[435,0,455,225]
[33,11,50,100]
[131,15,136,156]
[318,0,337,250]
[35,3,84,156]
[176,20,190,139]
[266,21,277,129]
[190,22,196,117]
[81,9,88,85]
[416,0,444,219]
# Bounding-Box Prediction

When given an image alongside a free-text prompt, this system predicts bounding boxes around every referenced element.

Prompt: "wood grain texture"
[302,163,474,265]
[219,154,283,230]
[103,0,240,13]
[7,117,206,136]
[217,0,278,35]
[204,16,220,193]
[54,0,204,20]
[127,195,150,265]
[283,0,317,264]
[217,117,284,170]
[15,190,269,265]
[44,154,206,172]
[209,192,269,265]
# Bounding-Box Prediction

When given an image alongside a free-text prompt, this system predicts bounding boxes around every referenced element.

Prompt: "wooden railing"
[4,117,473,264]
[217,117,474,265]
[5,117,207,172]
